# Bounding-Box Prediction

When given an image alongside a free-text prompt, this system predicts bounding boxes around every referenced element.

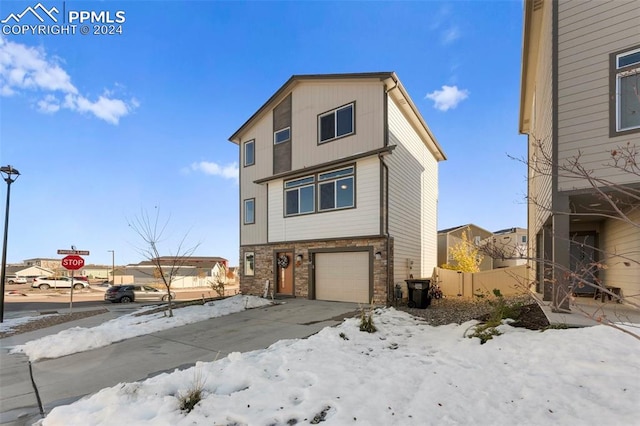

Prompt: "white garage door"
[315,251,370,303]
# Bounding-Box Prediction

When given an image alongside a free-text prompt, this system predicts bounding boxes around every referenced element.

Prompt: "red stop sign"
[62,255,85,270]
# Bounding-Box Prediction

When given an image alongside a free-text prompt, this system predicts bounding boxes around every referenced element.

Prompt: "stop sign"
[62,255,85,270]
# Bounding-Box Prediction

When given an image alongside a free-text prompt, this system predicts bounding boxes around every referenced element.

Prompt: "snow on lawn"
[38,308,639,426]
[10,295,272,362]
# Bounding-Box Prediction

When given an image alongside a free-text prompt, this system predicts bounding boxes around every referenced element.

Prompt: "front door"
[570,233,598,295]
[276,251,294,295]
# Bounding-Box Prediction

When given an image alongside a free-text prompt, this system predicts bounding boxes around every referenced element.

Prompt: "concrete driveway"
[0,298,360,426]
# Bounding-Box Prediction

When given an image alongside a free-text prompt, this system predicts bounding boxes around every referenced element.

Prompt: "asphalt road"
[3,285,227,318]
[0,298,359,426]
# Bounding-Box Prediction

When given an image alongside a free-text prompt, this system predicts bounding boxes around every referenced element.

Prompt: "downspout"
[382,78,398,304]
[380,154,391,304]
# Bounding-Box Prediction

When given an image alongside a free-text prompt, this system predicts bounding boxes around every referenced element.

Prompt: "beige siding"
[240,113,273,245]
[527,0,554,253]
[386,97,439,284]
[290,81,385,168]
[601,209,640,304]
[268,157,380,242]
[557,0,640,191]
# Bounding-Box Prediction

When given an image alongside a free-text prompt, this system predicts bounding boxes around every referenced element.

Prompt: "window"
[244,252,255,276]
[274,127,291,144]
[318,167,354,211]
[521,235,527,244]
[473,236,481,246]
[318,103,354,143]
[282,165,356,216]
[612,46,640,134]
[244,140,255,167]
[244,199,255,224]
[285,176,315,216]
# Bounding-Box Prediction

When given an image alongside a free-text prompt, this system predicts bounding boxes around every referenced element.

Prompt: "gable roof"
[438,223,493,236]
[228,72,446,161]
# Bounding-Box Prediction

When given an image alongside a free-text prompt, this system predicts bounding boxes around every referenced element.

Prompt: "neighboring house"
[24,258,61,270]
[490,227,528,268]
[520,0,640,307]
[82,265,112,280]
[229,72,446,304]
[437,224,493,271]
[126,256,229,288]
[2,264,54,279]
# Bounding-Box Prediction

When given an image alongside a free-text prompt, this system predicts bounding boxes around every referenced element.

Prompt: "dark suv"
[104,285,175,303]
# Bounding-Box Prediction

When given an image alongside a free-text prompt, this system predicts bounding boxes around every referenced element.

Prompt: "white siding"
[601,209,640,304]
[291,81,385,168]
[386,97,439,284]
[557,0,640,191]
[268,157,380,242]
[239,113,272,245]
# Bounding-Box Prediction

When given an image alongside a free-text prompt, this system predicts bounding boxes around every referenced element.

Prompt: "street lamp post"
[0,165,20,323]
[108,250,114,285]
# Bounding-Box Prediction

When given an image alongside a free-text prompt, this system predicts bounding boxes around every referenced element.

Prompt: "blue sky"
[0,0,526,267]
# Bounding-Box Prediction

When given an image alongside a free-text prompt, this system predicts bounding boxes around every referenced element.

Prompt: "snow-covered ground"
[8,295,272,361]
[3,296,639,425]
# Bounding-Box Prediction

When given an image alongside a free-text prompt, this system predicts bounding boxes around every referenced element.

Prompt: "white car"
[6,275,27,284]
[32,277,89,290]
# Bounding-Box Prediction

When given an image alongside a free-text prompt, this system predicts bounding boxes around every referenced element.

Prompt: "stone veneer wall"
[239,236,393,304]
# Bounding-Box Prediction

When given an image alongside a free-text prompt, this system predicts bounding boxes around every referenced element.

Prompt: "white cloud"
[425,85,469,111]
[441,26,461,45]
[190,161,239,182]
[37,94,60,113]
[0,37,136,124]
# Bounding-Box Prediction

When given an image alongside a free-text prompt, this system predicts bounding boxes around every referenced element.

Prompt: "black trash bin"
[405,279,432,309]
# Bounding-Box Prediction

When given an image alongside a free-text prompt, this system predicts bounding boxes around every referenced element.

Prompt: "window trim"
[274,127,291,145]
[610,44,640,137]
[317,102,355,144]
[244,251,255,276]
[283,165,356,217]
[243,198,255,225]
[244,139,255,167]
[284,175,315,217]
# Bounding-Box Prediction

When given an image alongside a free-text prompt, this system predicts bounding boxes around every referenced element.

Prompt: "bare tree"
[128,208,200,317]
[494,139,640,320]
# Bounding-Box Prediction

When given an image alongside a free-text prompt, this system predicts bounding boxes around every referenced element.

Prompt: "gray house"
[229,72,446,303]
[520,0,640,308]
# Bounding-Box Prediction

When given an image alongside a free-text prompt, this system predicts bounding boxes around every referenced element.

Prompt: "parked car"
[6,275,27,284]
[104,285,176,303]
[32,277,90,290]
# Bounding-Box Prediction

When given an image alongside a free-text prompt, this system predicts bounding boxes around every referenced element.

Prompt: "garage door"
[315,251,370,303]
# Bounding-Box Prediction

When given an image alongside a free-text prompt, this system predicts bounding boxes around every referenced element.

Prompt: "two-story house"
[520,0,640,309]
[491,227,528,268]
[437,224,494,271]
[229,72,446,304]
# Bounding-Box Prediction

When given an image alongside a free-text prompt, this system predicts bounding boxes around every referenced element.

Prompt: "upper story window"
[283,166,355,217]
[284,176,315,216]
[274,127,291,144]
[612,46,640,135]
[521,235,527,244]
[318,167,354,211]
[244,139,255,167]
[318,103,354,143]
[244,198,255,225]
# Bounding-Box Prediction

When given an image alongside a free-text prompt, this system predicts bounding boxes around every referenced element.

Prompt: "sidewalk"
[536,294,640,327]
